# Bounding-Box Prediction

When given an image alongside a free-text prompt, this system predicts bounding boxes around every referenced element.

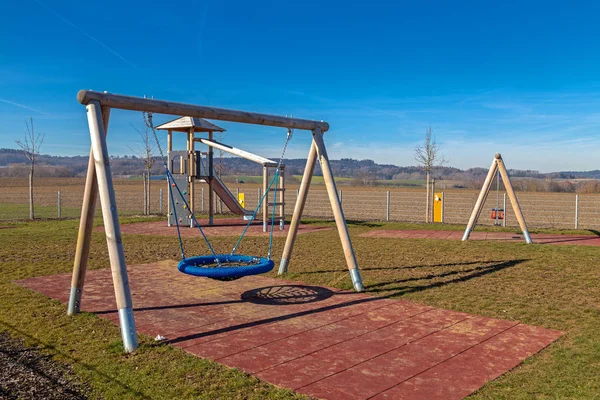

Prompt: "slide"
[209,175,253,216]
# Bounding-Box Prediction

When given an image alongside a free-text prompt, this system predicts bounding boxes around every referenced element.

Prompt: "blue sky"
[1,0,600,172]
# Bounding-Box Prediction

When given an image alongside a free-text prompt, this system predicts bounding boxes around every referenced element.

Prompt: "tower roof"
[155,116,225,132]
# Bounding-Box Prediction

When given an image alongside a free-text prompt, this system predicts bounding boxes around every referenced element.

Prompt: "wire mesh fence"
[1,177,600,230]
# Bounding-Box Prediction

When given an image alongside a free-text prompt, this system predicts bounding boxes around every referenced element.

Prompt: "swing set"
[67,90,365,352]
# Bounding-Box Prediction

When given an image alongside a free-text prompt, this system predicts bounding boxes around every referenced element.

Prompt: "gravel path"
[0,333,91,400]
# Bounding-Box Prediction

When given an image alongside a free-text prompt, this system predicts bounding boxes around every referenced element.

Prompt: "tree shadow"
[300,260,508,274]
[366,259,527,294]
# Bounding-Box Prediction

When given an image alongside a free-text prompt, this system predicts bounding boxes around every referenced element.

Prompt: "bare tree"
[130,113,157,215]
[15,118,44,220]
[414,126,445,223]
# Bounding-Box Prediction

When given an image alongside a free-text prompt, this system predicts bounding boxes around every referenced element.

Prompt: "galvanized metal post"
[441,192,444,223]
[386,191,390,221]
[575,194,579,229]
[57,191,61,218]
[339,189,343,206]
[503,193,507,227]
[143,179,147,215]
[159,188,163,214]
[201,187,204,212]
[258,188,261,213]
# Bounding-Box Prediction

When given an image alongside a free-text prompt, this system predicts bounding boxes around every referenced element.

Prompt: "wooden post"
[188,128,195,224]
[311,128,364,291]
[208,131,214,226]
[85,100,138,351]
[68,106,110,316]
[263,166,268,232]
[462,157,498,241]
[279,141,317,275]
[496,155,532,243]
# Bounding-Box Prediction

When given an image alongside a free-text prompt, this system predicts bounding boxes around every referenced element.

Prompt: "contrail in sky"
[34,0,138,69]
[0,98,49,115]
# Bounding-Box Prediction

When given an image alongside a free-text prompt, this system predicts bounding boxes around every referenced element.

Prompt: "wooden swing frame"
[67,90,365,352]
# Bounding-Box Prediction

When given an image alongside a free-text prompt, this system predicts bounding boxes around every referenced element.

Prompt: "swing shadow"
[95,285,335,315]
[167,258,525,345]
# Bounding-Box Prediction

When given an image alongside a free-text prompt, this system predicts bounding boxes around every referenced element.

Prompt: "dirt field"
[1,177,600,229]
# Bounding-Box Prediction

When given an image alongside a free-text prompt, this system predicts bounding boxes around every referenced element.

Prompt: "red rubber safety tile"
[220,301,432,373]
[17,261,564,400]
[371,324,563,400]
[255,308,470,389]
[298,316,518,400]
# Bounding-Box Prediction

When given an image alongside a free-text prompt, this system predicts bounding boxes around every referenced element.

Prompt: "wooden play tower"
[156,116,285,230]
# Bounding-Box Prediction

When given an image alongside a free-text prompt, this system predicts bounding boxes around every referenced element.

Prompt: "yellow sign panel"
[433,192,443,223]
[238,193,245,208]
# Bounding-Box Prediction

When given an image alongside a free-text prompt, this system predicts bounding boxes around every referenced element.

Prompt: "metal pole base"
[350,269,365,292]
[67,287,82,315]
[523,231,533,244]
[118,307,139,352]
[278,258,289,275]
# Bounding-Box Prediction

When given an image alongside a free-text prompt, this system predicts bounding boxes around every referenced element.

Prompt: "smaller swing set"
[164,128,293,281]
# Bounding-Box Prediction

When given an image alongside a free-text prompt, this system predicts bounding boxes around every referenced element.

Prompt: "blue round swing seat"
[178,254,275,280]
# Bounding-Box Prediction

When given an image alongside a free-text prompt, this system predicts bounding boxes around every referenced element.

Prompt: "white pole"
[386,191,390,221]
[57,191,61,218]
[86,101,138,352]
[575,194,579,229]
[339,189,343,206]
[201,187,204,212]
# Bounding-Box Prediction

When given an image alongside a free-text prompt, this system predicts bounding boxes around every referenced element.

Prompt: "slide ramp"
[205,175,253,217]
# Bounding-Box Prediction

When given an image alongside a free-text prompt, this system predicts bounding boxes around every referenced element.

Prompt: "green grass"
[1,218,600,398]
[0,203,83,220]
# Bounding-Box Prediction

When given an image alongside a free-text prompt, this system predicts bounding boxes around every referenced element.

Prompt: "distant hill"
[1,148,599,185]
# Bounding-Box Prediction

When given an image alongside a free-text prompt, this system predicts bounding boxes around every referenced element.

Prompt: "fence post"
[575,194,579,229]
[386,191,390,221]
[502,193,507,227]
[258,188,261,212]
[143,181,147,215]
[339,189,343,206]
[201,187,204,212]
[441,191,444,223]
[57,191,61,218]
[159,188,163,214]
